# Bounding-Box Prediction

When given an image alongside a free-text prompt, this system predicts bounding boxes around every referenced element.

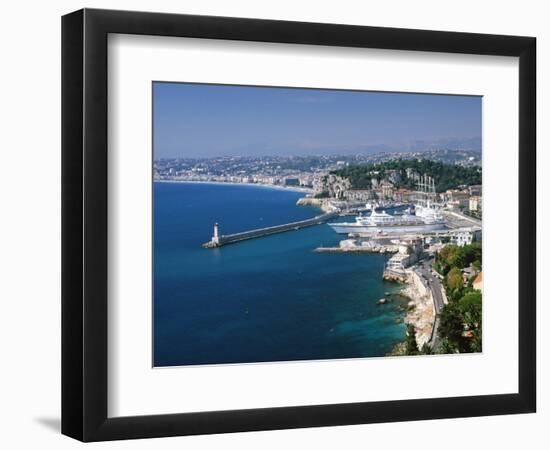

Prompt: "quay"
[202,211,339,248]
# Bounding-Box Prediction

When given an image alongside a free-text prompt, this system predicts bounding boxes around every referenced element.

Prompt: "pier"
[202,211,339,248]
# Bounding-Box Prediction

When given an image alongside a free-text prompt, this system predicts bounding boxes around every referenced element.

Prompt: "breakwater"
[202,211,339,248]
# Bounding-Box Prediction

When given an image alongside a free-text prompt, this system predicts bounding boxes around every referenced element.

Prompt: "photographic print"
[153,82,482,367]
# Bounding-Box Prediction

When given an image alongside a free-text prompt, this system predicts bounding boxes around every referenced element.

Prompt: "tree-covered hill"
[332,159,481,192]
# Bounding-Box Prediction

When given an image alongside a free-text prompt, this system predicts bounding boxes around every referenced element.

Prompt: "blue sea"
[153,182,407,366]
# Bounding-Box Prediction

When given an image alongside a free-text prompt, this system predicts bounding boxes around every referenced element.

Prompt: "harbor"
[309,176,481,354]
[196,170,482,356]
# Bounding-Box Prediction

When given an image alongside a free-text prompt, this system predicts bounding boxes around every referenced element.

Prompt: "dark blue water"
[154,182,407,366]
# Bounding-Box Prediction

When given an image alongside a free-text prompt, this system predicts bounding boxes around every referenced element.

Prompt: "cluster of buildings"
[153,156,337,190]
[153,150,481,199]
[319,171,482,219]
[319,168,422,204]
[156,170,320,189]
[313,174,404,203]
[439,184,482,218]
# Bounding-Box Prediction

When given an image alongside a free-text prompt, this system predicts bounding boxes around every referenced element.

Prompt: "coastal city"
[154,148,481,190]
[153,83,483,365]
[155,149,483,356]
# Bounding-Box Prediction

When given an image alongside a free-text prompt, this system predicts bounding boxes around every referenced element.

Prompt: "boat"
[329,175,446,235]
[328,208,445,234]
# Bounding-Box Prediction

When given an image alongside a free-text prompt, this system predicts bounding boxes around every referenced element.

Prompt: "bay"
[154,181,407,366]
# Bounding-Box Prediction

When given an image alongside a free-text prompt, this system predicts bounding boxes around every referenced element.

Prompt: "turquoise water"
[154,182,407,366]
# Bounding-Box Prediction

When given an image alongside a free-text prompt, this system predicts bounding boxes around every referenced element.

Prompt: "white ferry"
[329,207,445,234]
[329,175,447,235]
[328,206,446,235]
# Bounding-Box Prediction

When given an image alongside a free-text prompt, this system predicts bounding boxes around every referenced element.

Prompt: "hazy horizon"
[153,82,482,159]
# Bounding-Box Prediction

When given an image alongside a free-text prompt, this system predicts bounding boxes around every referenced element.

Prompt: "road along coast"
[385,267,436,355]
[399,269,436,349]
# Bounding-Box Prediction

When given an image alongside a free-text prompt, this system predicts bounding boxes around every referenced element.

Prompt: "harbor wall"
[203,212,338,248]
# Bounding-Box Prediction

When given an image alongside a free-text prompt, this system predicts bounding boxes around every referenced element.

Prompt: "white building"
[386,253,412,271]
[450,228,482,247]
[385,239,423,271]
[469,196,482,212]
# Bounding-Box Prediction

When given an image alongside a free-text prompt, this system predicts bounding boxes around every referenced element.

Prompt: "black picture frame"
[62,8,536,442]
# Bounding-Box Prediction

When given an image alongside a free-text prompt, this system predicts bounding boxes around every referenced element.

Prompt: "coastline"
[154,178,314,194]
[389,269,435,355]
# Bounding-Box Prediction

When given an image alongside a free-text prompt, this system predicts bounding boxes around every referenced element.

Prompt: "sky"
[153,82,481,159]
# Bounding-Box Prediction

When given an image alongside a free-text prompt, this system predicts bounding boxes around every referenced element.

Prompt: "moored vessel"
[329,176,446,235]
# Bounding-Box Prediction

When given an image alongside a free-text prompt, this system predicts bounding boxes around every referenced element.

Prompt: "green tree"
[405,324,419,355]
[437,243,481,273]
[458,291,482,328]
[332,159,481,192]
[461,242,482,266]
[446,267,463,292]
[438,245,465,273]
[420,343,433,355]
[440,339,458,355]
[470,329,482,353]
[438,302,463,345]
[458,291,482,353]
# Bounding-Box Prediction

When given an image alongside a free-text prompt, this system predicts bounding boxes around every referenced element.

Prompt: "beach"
[154,178,315,194]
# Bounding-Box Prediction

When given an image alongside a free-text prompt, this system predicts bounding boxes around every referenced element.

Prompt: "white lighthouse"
[212,222,220,246]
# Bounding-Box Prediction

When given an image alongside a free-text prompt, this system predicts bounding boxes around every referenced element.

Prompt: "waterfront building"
[385,238,423,271]
[386,253,412,272]
[449,228,482,247]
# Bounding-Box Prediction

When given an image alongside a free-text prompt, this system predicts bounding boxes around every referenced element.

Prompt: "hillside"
[331,159,482,192]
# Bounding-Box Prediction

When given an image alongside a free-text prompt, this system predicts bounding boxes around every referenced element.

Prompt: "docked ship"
[328,206,445,234]
[328,176,446,235]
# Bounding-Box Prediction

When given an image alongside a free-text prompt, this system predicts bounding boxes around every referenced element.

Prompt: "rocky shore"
[296,197,334,213]
[388,269,435,354]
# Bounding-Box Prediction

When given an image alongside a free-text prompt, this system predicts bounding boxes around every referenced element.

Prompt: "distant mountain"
[405,137,482,153]
[286,136,482,156]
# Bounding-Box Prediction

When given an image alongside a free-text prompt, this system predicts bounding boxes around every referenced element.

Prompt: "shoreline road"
[416,258,446,351]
